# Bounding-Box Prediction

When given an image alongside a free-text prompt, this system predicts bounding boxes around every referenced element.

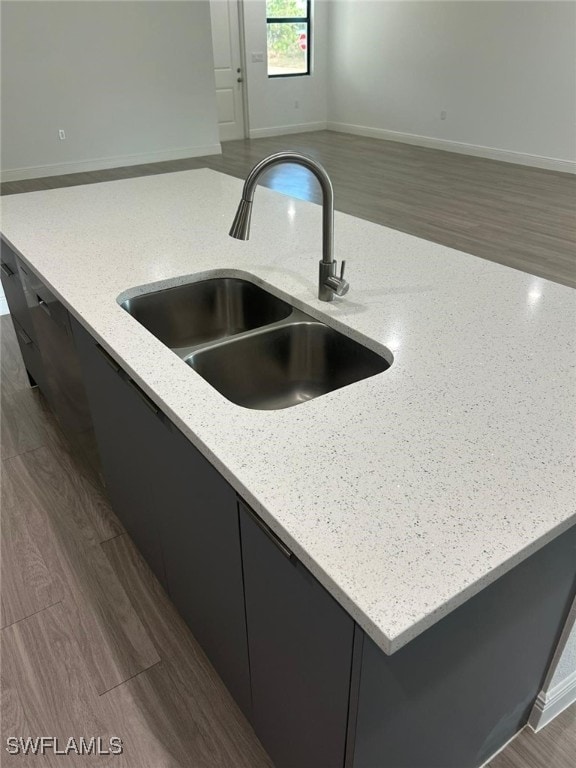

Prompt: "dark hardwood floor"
[2,131,575,287]
[1,132,575,766]
[488,705,576,768]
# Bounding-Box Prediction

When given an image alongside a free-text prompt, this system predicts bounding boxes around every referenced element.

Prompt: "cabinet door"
[154,424,252,719]
[21,267,91,432]
[240,502,355,768]
[0,240,34,340]
[11,318,46,391]
[72,317,166,586]
[0,241,47,389]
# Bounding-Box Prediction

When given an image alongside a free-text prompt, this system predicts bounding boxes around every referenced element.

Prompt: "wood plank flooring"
[2,130,575,287]
[487,706,576,768]
[1,132,575,766]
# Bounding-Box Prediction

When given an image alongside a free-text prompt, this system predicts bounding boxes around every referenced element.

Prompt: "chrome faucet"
[229,151,349,302]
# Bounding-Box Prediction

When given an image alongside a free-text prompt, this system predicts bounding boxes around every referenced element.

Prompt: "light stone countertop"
[1,168,575,654]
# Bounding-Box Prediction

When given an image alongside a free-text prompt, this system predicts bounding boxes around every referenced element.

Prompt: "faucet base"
[319,260,336,301]
[319,260,349,301]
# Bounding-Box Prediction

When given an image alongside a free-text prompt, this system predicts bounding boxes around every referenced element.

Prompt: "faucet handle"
[325,259,350,297]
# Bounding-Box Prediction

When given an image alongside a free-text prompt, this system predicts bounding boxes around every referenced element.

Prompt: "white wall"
[327,0,576,171]
[1,0,221,181]
[530,598,576,730]
[242,0,329,138]
[549,620,576,690]
[4,1,573,177]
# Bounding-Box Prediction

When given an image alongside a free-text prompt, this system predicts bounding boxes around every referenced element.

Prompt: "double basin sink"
[121,277,392,410]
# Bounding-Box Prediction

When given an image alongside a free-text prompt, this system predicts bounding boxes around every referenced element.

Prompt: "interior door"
[210,0,246,141]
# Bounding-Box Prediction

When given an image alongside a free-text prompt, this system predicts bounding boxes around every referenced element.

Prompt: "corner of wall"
[529,597,576,731]
[529,671,576,732]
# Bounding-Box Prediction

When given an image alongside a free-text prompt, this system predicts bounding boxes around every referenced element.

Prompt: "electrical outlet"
[294,100,300,109]
[251,52,264,63]
[440,111,447,121]
[58,129,66,140]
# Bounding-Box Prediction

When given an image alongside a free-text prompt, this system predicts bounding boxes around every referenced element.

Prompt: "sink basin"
[121,276,392,409]
[121,277,292,356]
[187,321,391,410]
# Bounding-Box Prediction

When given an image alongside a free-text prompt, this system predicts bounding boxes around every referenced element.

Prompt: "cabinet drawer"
[12,317,46,390]
[19,262,71,334]
[19,268,91,432]
[0,239,18,271]
[0,240,35,341]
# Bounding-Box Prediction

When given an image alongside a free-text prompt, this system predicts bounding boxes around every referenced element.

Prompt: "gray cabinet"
[72,317,167,586]
[352,525,576,768]
[239,501,355,768]
[21,267,92,432]
[72,317,251,717]
[1,240,88,422]
[0,240,45,390]
[153,427,251,718]
[73,310,355,756]
[1,241,32,339]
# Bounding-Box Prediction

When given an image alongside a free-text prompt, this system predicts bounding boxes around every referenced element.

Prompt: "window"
[266,0,311,78]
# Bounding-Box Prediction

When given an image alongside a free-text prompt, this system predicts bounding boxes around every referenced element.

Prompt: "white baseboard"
[529,670,576,732]
[0,143,223,183]
[326,121,576,174]
[249,121,328,140]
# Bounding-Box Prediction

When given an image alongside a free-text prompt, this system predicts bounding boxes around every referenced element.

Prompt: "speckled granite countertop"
[1,169,575,654]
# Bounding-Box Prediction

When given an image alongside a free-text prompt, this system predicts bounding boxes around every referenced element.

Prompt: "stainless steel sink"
[187,320,390,410]
[121,277,392,409]
[120,277,292,357]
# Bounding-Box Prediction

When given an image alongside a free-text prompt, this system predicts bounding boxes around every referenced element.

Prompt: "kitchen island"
[1,168,575,767]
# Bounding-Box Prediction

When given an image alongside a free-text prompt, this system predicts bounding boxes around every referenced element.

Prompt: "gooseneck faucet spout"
[229,151,349,302]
